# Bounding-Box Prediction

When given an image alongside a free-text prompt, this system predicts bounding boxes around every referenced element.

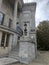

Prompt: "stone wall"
[19,41,35,64]
[20,3,36,30]
[0,0,14,27]
[0,0,18,52]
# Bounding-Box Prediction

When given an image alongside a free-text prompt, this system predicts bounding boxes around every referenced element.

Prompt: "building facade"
[0,0,36,64]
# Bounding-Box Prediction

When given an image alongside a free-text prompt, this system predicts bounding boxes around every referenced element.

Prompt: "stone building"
[0,0,37,64]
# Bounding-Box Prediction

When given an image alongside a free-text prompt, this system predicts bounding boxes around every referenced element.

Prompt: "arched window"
[0,12,5,25]
[24,23,27,26]
[24,23,27,36]
[24,28,27,36]
[16,22,19,31]
[17,3,20,18]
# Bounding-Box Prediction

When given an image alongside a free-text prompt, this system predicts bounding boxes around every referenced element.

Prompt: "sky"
[23,0,49,26]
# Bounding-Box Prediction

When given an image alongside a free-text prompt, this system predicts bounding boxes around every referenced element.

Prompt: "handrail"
[0,24,23,36]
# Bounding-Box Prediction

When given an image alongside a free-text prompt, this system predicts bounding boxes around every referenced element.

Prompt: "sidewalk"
[0,47,8,57]
[12,51,49,65]
[0,51,49,65]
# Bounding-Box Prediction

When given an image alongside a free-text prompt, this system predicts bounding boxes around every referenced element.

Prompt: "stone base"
[19,40,36,64]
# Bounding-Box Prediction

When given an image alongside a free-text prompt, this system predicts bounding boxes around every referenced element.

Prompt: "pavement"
[12,51,49,65]
[0,51,49,65]
[0,47,8,57]
[0,58,19,65]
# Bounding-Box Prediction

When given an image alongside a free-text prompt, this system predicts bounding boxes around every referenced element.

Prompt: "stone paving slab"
[30,62,47,65]
[0,58,18,65]
[11,62,46,65]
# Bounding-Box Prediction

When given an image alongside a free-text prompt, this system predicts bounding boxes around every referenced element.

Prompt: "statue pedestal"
[19,38,36,64]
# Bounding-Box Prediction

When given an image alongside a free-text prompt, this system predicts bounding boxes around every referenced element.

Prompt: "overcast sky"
[23,0,49,26]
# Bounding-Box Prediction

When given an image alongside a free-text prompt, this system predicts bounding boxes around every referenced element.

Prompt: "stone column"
[35,34,37,58]
[13,0,18,30]
[0,32,2,47]
[0,0,3,9]
[8,34,13,52]
[3,15,9,27]
[12,34,18,49]
[4,33,7,47]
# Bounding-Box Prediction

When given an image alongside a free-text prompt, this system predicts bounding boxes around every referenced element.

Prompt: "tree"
[36,21,49,50]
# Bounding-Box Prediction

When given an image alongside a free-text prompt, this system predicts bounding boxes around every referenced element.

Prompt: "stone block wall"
[19,41,35,64]
[1,1,13,27]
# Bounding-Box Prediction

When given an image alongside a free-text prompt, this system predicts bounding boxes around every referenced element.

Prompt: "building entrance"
[1,32,10,48]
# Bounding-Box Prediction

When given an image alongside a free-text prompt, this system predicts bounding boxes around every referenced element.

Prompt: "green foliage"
[36,21,49,50]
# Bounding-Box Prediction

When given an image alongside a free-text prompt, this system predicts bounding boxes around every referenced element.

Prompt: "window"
[9,19,12,28]
[16,22,19,31]
[23,21,30,36]
[31,29,35,32]
[24,23,27,26]
[0,12,5,25]
[1,32,10,47]
[17,3,20,18]
[24,27,27,31]
[18,36,20,40]
[6,34,10,47]
[16,22,19,24]
[1,32,5,47]
[24,23,27,36]
[24,27,27,36]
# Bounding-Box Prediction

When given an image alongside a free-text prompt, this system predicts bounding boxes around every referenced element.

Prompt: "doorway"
[1,32,10,48]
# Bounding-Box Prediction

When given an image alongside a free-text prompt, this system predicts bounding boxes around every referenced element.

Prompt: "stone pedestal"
[19,38,36,64]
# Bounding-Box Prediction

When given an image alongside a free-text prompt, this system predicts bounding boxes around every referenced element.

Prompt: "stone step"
[9,52,18,54]
[9,55,20,60]
[9,51,19,56]
[9,48,19,60]
[9,53,19,57]
[12,49,19,51]
[0,58,19,65]
[9,54,18,57]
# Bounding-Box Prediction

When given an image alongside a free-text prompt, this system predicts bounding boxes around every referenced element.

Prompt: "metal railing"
[0,24,23,36]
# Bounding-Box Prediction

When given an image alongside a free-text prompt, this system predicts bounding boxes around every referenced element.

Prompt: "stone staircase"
[9,47,20,60]
[0,47,20,65]
[0,58,19,65]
